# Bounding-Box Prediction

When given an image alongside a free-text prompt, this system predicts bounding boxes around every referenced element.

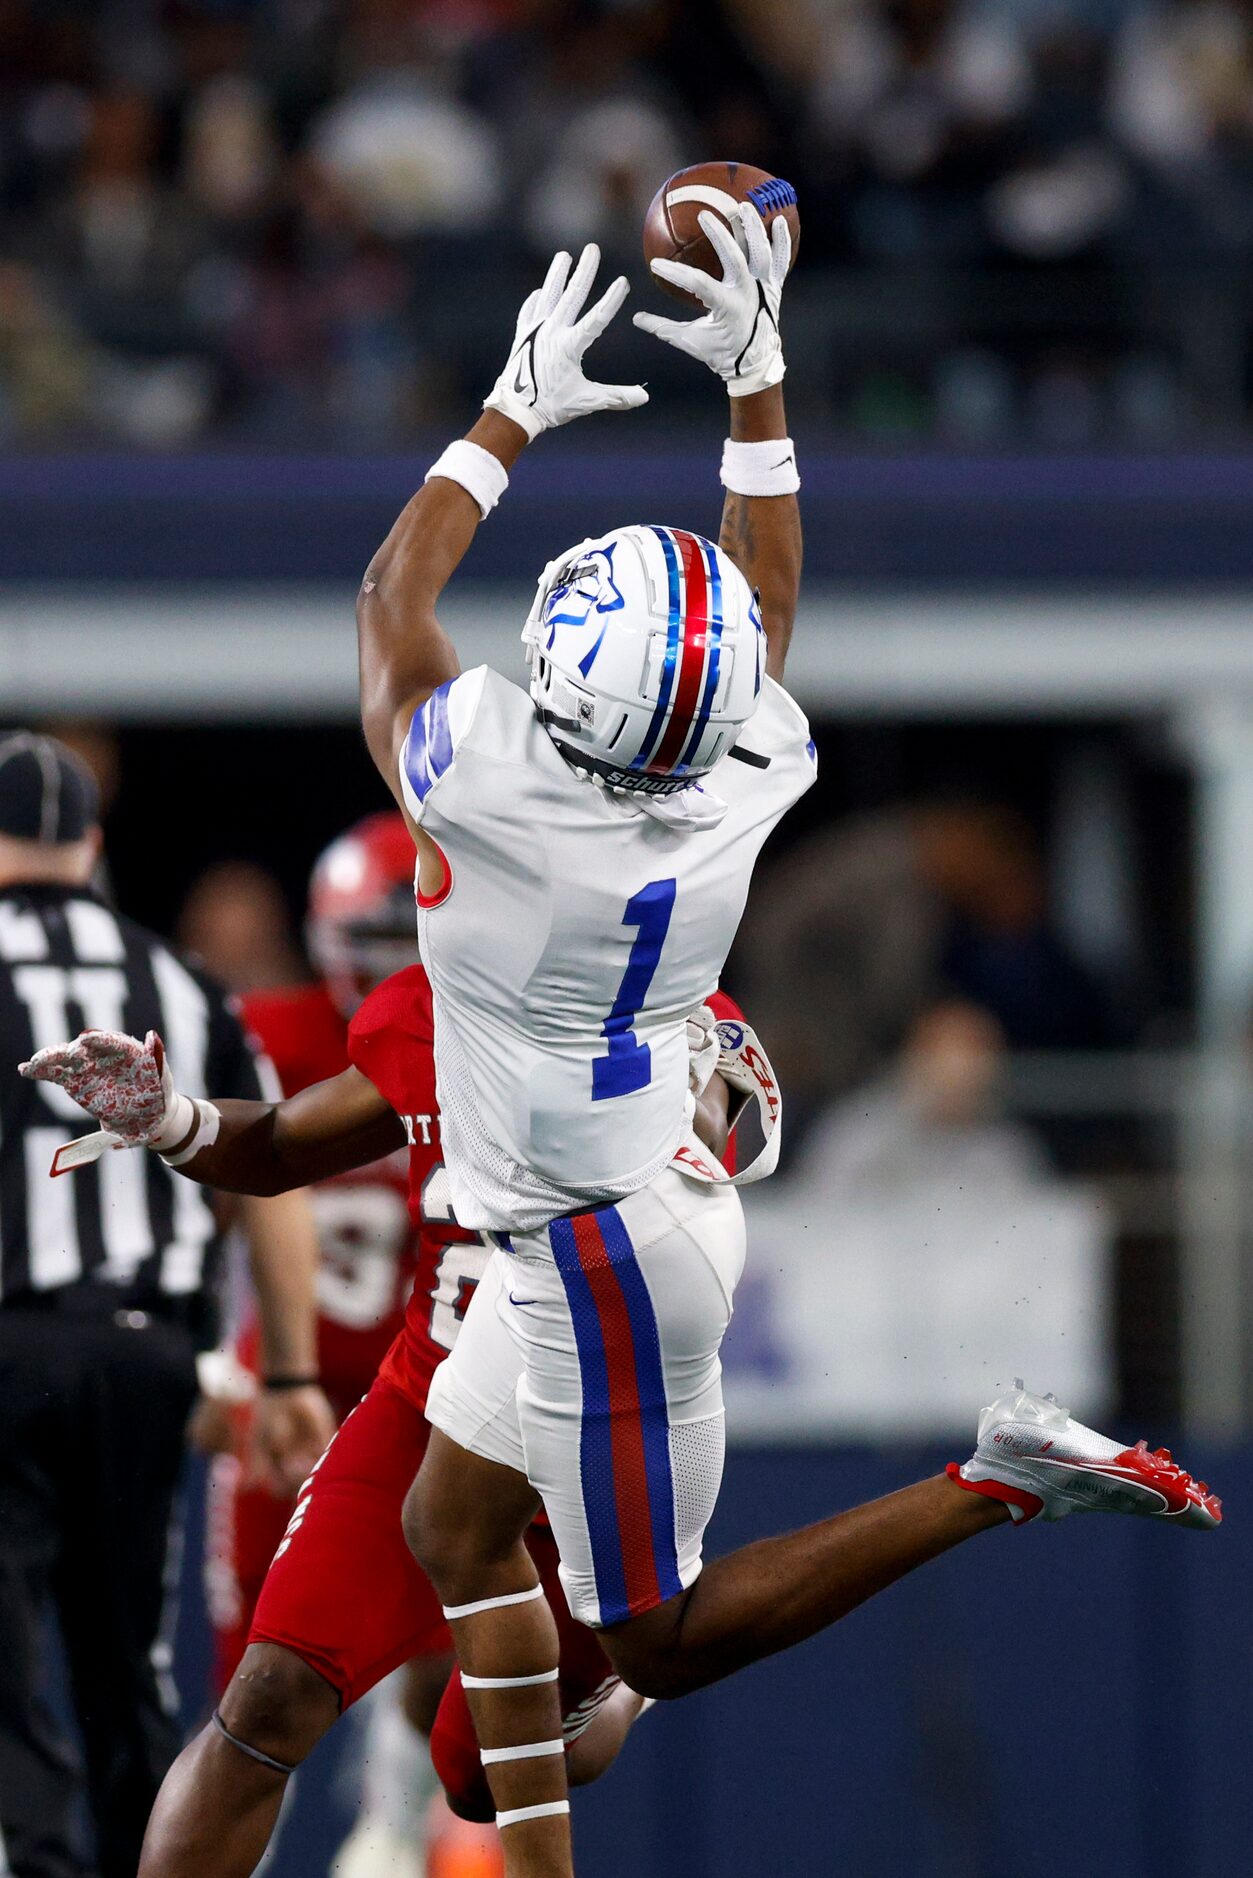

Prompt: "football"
[643,160,801,308]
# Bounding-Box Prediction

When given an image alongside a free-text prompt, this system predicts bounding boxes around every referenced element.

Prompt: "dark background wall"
[7,446,1253,586]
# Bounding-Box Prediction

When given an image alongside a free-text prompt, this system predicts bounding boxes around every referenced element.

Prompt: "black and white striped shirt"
[0,882,268,1319]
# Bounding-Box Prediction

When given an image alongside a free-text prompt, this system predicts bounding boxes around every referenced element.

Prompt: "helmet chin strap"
[543,722,730,830]
[615,782,729,831]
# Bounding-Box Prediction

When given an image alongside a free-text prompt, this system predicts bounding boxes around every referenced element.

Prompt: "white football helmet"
[521,524,765,795]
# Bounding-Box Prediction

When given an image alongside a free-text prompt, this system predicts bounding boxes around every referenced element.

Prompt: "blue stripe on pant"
[549,1207,682,1625]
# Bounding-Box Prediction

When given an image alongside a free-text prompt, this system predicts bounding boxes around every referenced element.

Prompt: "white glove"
[485,243,648,441]
[633,202,790,396]
[19,1028,211,1172]
[686,1003,721,1098]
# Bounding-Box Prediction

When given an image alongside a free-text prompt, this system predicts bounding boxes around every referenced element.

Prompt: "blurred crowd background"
[6,0,1253,447]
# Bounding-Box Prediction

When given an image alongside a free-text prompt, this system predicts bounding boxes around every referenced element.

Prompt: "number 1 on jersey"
[592,878,676,1101]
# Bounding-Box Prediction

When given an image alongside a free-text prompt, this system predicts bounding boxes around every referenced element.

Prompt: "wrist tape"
[727,348,787,400]
[484,384,544,443]
[720,437,799,497]
[425,439,510,518]
[159,1098,221,1167]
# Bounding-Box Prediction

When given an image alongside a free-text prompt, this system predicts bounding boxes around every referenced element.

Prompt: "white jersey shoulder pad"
[712,676,817,831]
[399,666,521,823]
[733,676,814,764]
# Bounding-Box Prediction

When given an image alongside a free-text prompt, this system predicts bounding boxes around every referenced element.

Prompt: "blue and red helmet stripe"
[649,532,712,775]
[680,535,724,770]
[633,527,722,779]
[632,528,683,771]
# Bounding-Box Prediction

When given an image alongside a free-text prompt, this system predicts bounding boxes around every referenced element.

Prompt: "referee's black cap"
[0,732,100,844]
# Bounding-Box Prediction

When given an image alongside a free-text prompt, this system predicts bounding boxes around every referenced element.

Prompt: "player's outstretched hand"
[634,203,790,397]
[20,1027,178,1149]
[485,243,648,440]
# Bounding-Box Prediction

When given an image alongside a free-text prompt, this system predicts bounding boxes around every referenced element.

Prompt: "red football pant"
[244,1378,450,1708]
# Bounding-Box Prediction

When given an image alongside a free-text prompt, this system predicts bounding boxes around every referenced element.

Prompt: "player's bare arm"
[357,242,648,851]
[692,1067,729,1163]
[356,409,521,792]
[21,1024,735,1189]
[635,201,801,678]
[189,1067,406,1194]
[718,384,801,680]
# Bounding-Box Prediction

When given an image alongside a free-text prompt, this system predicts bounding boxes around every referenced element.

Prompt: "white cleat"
[947,1380,1222,1530]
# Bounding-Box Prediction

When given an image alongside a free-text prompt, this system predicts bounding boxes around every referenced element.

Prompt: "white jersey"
[399,665,815,1232]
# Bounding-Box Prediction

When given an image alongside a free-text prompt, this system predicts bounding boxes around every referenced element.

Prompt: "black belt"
[1,1286,195,1332]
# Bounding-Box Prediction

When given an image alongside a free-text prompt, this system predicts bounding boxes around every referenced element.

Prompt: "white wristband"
[484,384,545,443]
[425,440,510,518]
[720,437,799,497]
[159,1098,222,1167]
[151,1089,197,1153]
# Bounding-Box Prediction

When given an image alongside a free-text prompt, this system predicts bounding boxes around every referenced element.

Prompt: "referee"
[0,734,334,1878]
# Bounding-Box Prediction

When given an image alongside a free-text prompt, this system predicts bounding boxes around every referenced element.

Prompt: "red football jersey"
[241,981,420,1401]
[346,963,485,1412]
[349,969,745,1415]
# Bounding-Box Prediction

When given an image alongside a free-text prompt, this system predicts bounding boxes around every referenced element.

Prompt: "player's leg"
[600,1363,1225,1697]
[432,1645,646,1817]
[601,1472,1006,1698]
[430,1665,644,1826]
[563,1682,652,1788]
[408,1257,575,1878]
[428,1521,633,1825]
[56,1318,199,1878]
[204,1442,359,1873]
[409,1445,571,1878]
[139,1642,340,1876]
[430,1665,499,1825]
[140,1379,448,1878]
[526,1520,644,1792]
[517,1170,994,1701]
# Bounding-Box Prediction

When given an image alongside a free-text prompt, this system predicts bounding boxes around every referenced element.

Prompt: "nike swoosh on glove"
[486,243,648,440]
[633,202,790,396]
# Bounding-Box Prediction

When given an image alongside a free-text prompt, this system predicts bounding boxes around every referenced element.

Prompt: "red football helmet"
[306,812,418,1016]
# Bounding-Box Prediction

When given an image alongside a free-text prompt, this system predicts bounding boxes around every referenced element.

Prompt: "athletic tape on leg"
[442,1584,544,1621]
[481,1739,565,1765]
[212,1709,296,1777]
[462,1668,559,1689]
[496,1801,571,1829]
